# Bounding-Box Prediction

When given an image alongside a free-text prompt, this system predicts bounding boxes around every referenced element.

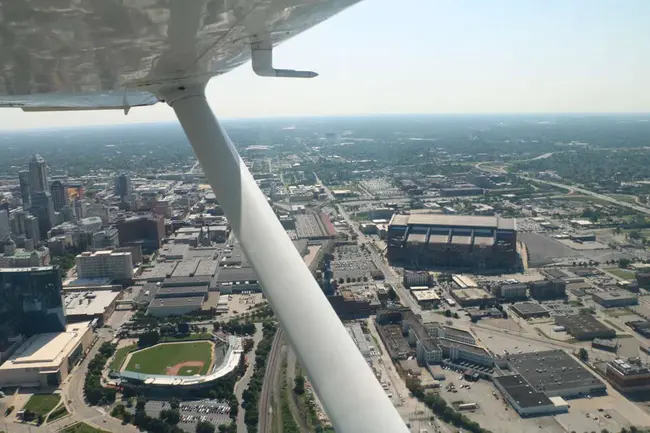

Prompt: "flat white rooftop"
[0,322,91,371]
[65,290,120,316]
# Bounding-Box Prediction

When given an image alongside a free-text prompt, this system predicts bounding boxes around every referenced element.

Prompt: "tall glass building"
[0,266,66,348]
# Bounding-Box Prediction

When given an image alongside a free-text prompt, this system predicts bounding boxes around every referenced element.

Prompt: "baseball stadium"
[113,335,243,389]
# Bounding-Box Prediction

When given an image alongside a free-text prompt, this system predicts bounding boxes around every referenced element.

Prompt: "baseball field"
[123,341,214,376]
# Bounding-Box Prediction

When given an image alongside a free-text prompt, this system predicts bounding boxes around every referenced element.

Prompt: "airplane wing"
[0,2,411,432]
[0,0,353,109]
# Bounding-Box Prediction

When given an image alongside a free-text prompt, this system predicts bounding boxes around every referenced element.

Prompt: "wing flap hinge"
[251,40,317,78]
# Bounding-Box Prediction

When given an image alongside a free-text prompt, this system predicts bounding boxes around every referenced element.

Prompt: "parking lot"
[142,399,232,431]
[438,375,566,433]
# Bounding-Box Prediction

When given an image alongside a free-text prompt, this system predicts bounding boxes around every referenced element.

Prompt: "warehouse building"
[592,290,638,308]
[554,315,615,341]
[510,302,550,319]
[411,288,441,309]
[592,339,618,353]
[0,322,93,387]
[147,297,206,317]
[386,214,517,270]
[451,288,496,307]
[506,350,606,398]
[215,267,259,294]
[493,375,568,417]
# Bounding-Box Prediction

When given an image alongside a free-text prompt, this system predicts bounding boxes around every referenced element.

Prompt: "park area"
[23,393,61,417]
[123,341,213,376]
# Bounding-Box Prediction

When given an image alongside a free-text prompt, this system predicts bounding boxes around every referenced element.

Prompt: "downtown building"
[75,250,133,281]
[386,214,518,270]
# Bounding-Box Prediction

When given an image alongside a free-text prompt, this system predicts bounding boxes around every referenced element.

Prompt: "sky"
[1,0,650,129]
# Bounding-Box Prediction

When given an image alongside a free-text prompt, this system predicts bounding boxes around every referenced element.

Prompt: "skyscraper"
[18,171,31,208]
[50,180,67,212]
[0,210,9,242]
[114,174,132,199]
[28,154,49,195]
[25,214,40,246]
[31,191,54,237]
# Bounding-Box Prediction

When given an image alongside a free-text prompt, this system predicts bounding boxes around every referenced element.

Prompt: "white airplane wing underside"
[0,0,354,109]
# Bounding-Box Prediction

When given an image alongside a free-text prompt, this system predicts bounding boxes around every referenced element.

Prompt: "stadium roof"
[389,214,516,230]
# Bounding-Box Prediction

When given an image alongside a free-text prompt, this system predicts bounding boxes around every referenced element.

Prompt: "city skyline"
[0,0,649,130]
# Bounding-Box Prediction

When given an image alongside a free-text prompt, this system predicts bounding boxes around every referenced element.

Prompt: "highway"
[522,176,650,215]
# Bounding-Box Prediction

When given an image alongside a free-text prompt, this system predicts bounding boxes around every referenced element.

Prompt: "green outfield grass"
[124,341,212,375]
[110,344,137,371]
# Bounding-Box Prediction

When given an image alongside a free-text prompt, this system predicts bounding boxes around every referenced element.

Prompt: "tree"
[138,330,160,347]
[122,411,133,424]
[170,398,180,410]
[196,421,216,433]
[160,408,180,425]
[137,396,147,411]
[218,426,228,433]
[444,309,452,318]
[453,312,459,319]
[294,375,306,395]
[243,338,255,353]
[618,258,632,268]
[578,348,589,362]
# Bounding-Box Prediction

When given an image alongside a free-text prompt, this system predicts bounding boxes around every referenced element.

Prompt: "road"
[335,203,420,314]
[258,329,284,433]
[234,324,264,433]
[523,176,650,215]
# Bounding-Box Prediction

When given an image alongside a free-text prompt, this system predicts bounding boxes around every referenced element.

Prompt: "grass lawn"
[23,394,60,416]
[62,422,109,433]
[110,344,137,371]
[124,341,212,375]
[603,308,631,318]
[604,267,636,280]
[46,405,69,423]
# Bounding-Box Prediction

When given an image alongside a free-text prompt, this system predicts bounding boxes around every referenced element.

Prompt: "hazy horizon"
[1,0,649,130]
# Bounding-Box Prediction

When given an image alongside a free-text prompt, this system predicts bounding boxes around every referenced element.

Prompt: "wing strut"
[159,82,409,433]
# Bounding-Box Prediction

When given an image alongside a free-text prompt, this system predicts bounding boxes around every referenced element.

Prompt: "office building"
[73,198,86,219]
[116,214,165,251]
[0,267,66,343]
[114,174,132,199]
[591,290,638,308]
[31,191,55,237]
[24,213,40,245]
[0,322,92,388]
[529,279,566,300]
[492,283,528,300]
[19,171,31,208]
[386,214,517,269]
[92,228,120,249]
[50,180,68,212]
[76,250,133,280]
[606,358,650,393]
[28,154,49,195]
